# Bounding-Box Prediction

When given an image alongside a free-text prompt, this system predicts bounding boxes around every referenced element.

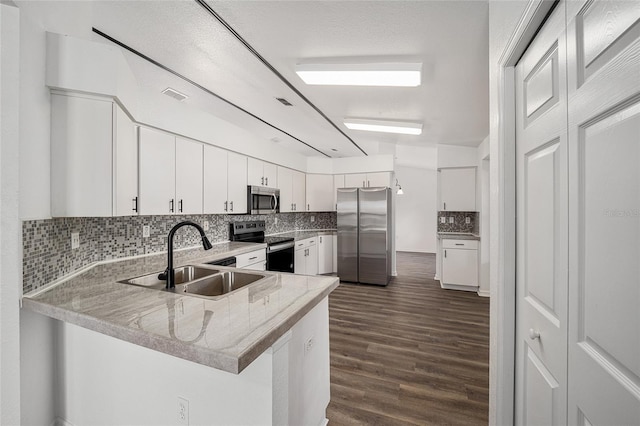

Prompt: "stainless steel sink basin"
[119,265,220,289]
[176,271,266,298]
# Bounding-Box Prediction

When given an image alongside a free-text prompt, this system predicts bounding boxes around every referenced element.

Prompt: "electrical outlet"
[274,217,278,225]
[311,216,315,223]
[177,397,189,425]
[465,217,471,224]
[71,232,80,249]
[304,337,314,355]
[142,225,150,238]
[203,221,209,231]
[449,217,454,224]
[440,217,446,224]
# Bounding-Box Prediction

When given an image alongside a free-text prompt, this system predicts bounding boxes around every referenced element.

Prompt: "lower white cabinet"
[236,248,266,271]
[317,234,335,275]
[294,237,318,275]
[441,239,478,290]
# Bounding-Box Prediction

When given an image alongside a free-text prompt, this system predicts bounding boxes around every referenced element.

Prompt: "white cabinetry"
[441,239,478,291]
[333,174,345,211]
[294,237,318,275]
[317,234,335,275]
[204,146,247,214]
[278,167,305,212]
[248,158,277,188]
[175,137,203,215]
[51,92,138,217]
[344,172,391,188]
[236,248,266,271]
[439,167,476,211]
[306,175,334,212]
[139,128,204,215]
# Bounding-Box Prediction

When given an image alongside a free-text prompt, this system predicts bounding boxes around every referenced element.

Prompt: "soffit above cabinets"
[26,0,490,157]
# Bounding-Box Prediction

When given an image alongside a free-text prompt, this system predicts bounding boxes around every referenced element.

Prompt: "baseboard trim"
[477,289,490,298]
[319,417,329,426]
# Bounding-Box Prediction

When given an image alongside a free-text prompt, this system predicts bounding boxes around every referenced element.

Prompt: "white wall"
[477,136,490,297]
[437,144,478,168]
[488,1,530,424]
[395,166,438,253]
[0,4,22,425]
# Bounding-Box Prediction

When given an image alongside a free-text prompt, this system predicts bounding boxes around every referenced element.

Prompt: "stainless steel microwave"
[247,186,279,214]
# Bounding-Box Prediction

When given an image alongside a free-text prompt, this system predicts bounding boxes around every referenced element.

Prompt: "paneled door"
[515,2,568,424]
[566,1,640,423]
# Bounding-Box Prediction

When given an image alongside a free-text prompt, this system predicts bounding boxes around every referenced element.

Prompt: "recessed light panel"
[344,118,423,135]
[296,63,421,87]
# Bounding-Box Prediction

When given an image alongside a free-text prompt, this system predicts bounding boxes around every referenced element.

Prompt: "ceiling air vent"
[162,87,188,101]
[276,97,293,106]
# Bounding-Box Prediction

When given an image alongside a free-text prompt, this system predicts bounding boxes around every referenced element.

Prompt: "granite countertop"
[272,229,336,241]
[437,232,481,241]
[22,242,339,374]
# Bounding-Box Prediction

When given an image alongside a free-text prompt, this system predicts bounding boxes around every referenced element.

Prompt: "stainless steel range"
[229,221,295,273]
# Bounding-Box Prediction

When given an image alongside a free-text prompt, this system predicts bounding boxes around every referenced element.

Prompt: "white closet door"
[566,1,640,423]
[515,3,568,425]
[138,127,175,215]
[175,137,203,215]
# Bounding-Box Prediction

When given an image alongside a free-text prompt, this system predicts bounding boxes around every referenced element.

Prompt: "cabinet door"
[366,172,390,188]
[317,235,334,274]
[243,261,266,271]
[227,152,248,214]
[138,127,176,215]
[332,235,338,273]
[247,157,264,186]
[294,248,306,275]
[263,162,277,188]
[203,145,228,214]
[292,170,306,211]
[306,243,318,275]
[345,173,366,188]
[306,174,334,212]
[442,248,477,286]
[278,167,294,213]
[333,174,344,211]
[114,106,138,216]
[440,168,476,211]
[175,137,203,215]
[51,94,114,217]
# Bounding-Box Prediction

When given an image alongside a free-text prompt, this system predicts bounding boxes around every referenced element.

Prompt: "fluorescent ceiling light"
[344,118,423,135]
[295,63,421,87]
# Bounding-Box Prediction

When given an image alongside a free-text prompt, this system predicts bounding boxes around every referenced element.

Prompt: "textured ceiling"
[21,0,490,157]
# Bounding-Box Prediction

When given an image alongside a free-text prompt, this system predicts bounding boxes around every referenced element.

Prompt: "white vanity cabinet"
[306,174,334,212]
[248,158,277,188]
[441,239,478,291]
[51,92,138,217]
[294,237,318,275]
[204,145,248,214]
[439,167,476,211]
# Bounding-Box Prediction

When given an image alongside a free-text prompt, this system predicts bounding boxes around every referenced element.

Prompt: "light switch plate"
[449,217,454,224]
[440,217,446,224]
[71,232,80,249]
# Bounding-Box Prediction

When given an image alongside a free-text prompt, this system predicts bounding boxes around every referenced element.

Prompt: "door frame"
[491,0,558,424]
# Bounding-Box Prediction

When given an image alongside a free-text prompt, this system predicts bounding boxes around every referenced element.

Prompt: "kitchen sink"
[119,265,220,289]
[175,271,266,298]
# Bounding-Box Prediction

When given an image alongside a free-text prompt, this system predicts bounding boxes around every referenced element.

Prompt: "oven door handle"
[268,241,295,252]
[271,193,278,213]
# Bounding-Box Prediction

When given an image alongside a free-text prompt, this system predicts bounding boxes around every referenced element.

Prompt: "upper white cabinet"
[203,146,248,214]
[248,158,277,188]
[175,137,203,215]
[344,172,391,188]
[138,128,204,216]
[51,92,138,217]
[306,174,334,212]
[278,166,305,212]
[333,175,345,211]
[439,167,476,211]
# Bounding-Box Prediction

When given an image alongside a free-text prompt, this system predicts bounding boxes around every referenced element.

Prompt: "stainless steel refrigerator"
[337,187,391,286]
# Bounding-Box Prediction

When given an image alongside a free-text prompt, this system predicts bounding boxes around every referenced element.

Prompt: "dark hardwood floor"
[326,252,490,425]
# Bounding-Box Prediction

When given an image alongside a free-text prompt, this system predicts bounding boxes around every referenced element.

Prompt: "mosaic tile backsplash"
[23,212,336,293]
[437,211,479,234]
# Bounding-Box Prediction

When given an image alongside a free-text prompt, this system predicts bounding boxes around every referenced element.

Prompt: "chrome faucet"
[159,221,213,289]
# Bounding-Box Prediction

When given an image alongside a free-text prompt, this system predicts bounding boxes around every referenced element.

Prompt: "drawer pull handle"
[455,243,464,246]
[249,256,257,260]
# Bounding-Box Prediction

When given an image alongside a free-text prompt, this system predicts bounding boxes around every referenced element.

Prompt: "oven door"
[248,186,279,214]
[266,241,294,273]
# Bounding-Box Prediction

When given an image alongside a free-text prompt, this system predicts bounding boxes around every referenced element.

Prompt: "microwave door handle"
[272,193,278,212]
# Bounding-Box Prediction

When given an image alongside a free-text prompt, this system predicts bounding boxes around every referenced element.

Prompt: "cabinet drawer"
[295,240,309,251]
[236,249,266,268]
[442,239,478,249]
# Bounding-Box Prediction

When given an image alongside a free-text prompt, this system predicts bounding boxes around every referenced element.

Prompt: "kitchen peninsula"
[23,243,338,425]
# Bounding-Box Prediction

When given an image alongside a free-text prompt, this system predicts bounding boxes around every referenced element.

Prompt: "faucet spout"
[159,221,213,289]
